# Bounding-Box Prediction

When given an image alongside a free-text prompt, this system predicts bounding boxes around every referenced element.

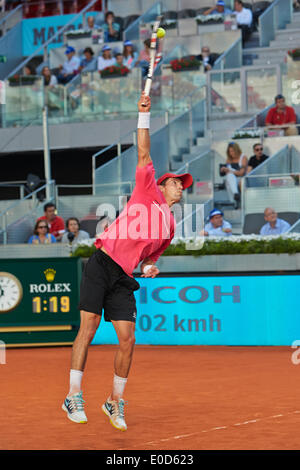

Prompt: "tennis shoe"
[62,391,87,423]
[102,397,127,431]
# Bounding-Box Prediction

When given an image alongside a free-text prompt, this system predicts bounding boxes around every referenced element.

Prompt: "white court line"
[117,410,300,450]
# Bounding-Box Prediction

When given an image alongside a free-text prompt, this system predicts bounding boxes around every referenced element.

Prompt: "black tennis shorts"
[78,249,140,323]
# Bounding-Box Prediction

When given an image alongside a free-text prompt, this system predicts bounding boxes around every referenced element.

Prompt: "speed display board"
[0,257,82,347]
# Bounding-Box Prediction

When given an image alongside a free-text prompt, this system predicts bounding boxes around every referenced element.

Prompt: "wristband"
[143,264,154,274]
[138,112,150,129]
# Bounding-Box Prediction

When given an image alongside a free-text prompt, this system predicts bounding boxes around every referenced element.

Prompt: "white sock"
[69,369,83,395]
[112,374,127,399]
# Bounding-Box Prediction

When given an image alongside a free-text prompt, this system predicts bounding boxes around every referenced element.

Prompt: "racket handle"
[141,78,152,106]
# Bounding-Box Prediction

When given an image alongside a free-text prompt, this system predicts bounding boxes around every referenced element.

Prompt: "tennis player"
[62,92,193,431]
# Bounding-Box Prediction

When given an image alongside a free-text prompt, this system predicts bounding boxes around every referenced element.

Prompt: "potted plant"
[100,65,130,78]
[8,74,37,87]
[288,49,300,61]
[195,14,224,25]
[170,56,201,72]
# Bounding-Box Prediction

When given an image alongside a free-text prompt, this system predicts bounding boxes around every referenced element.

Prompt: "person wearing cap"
[97,45,116,71]
[204,0,232,16]
[265,94,298,136]
[122,40,138,70]
[62,91,193,432]
[202,209,232,237]
[57,46,80,84]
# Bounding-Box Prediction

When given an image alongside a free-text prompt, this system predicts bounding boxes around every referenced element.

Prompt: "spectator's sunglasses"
[38,225,48,229]
[254,146,263,151]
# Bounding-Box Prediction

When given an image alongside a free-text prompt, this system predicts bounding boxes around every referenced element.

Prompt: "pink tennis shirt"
[95,162,175,277]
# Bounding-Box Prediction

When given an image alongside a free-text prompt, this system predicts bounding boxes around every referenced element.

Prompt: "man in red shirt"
[265,94,298,136]
[37,202,65,241]
[62,92,193,431]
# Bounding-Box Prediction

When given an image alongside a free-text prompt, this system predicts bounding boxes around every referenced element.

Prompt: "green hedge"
[72,237,300,258]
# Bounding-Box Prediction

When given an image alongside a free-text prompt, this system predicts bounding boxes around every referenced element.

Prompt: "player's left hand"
[138,92,151,112]
[141,265,160,278]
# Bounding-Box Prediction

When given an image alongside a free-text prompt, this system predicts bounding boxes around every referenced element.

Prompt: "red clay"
[1,345,300,450]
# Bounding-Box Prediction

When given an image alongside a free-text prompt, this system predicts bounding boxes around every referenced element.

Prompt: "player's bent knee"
[119,333,136,351]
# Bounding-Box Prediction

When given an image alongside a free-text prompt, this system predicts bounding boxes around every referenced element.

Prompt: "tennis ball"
[157,27,166,38]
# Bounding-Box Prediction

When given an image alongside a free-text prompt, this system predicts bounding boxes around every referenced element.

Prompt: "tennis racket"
[142,15,162,105]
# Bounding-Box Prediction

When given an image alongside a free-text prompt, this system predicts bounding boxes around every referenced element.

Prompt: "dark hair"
[34,219,49,235]
[144,38,151,48]
[275,94,285,102]
[105,10,114,20]
[123,44,134,58]
[253,142,262,150]
[235,0,243,4]
[66,217,80,230]
[24,63,36,75]
[44,202,56,212]
[83,47,94,56]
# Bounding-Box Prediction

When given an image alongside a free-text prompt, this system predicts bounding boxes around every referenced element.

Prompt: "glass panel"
[246,67,278,114]
[93,130,137,195]
[281,55,300,108]
[259,6,274,47]
[3,77,44,127]
[124,1,162,41]
[186,151,214,204]
[210,70,241,114]
[246,145,290,187]
[169,111,191,165]
[274,0,292,30]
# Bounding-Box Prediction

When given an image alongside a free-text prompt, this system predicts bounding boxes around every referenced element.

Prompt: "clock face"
[0,272,23,313]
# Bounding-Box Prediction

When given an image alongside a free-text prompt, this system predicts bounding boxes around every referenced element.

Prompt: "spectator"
[57,46,80,84]
[86,15,99,30]
[265,94,298,136]
[61,217,90,244]
[24,64,36,76]
[202,209,232,236]
[260,208,291,235]
[137,38,151,78]
[79,47,97,72]
[102,10,121,42]
[96,215,114,236]
[97,45,116,71]
[247,143,269,173]
[41,66,58,86]
[204,0,232,16]
[122,40,139,70]
[197,46,216,72]
[115,53,125,67]
[220,142,248,206]
[28,220,57,244]
[37,202,65,241]
[233,0,253,45]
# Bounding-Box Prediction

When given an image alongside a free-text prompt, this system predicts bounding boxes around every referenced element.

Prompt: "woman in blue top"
[122,40,138,70]
[28,220,57,244]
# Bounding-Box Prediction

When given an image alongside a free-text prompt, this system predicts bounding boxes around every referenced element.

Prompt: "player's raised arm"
[137,92,152,168]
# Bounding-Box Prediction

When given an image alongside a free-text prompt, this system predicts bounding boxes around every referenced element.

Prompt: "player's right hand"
[138,92,151,112]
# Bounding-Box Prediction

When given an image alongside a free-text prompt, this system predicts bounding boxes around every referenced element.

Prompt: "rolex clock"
[0,272,23,313]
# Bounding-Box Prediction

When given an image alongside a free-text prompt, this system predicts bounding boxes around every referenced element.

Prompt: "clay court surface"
[1,345,300,450]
